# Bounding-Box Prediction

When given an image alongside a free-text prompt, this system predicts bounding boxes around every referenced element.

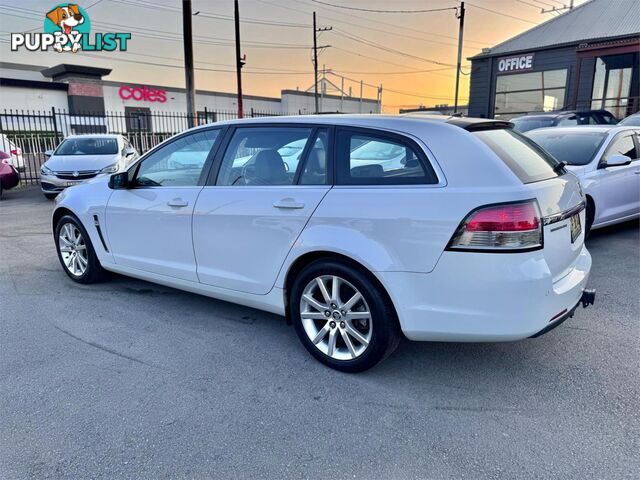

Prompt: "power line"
[310,0,457,14]
[256,0,488,47]
[466,2,539,24]
[332,28,456,67]
[111,0,309,28]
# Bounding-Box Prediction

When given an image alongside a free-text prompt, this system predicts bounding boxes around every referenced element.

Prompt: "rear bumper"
[377,245,592,342]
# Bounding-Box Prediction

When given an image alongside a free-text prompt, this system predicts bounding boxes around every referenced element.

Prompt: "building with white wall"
[0,62,381,127]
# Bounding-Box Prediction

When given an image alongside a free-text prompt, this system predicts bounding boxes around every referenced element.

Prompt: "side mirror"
[108,171,129,189]
[604,154,632,167]
[124,146,136,157]
[44,149,54,158]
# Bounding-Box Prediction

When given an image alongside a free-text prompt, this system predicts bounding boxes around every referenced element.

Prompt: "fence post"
[51,106,60,144]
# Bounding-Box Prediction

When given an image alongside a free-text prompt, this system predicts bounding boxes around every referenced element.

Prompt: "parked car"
[51,115,595,372]
[0,151,20,199]
[618,113,640,126]
[40,134,138,199]
[526,126,640,234]
[511,110,618,133]
[0,133,25,171]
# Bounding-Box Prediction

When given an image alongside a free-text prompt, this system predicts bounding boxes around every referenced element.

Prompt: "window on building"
[494,69,567,118]
[590,54,635,119]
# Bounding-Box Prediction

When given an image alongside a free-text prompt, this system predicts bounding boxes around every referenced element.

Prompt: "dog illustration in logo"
[46,4,85,53]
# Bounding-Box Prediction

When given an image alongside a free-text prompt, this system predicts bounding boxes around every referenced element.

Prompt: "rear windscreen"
[511,117,555,132]
[473,128,561,184]
[526,130,607,165]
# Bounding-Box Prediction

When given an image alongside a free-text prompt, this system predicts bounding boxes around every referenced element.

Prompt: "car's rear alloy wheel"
[291,260,400,372]
[300,275,373,361]
[55,214,105,284]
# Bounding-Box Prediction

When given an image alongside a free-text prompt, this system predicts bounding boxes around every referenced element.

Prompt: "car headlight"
[100,163,119,174]
[40,164,53,175]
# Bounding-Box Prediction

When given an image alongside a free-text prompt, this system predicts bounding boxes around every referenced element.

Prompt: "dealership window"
[591,54,635,119]
[494,69,567,118]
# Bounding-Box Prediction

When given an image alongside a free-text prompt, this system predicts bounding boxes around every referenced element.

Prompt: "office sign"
[497,54,535,73]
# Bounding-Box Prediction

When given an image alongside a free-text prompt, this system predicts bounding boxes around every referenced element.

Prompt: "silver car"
[40,134,138,199]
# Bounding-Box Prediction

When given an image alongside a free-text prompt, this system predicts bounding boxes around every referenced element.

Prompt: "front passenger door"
[193,126,332,294]
[105,129,221,281]
[595,132,640,223]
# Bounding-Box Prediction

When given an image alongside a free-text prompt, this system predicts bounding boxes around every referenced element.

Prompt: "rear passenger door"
[311,127,446,273]
[192,125,332,294]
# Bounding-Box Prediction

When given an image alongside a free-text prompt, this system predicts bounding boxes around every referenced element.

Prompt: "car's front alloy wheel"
[58,222,89,277]
[291,260,400,372]
[55,214,105,284]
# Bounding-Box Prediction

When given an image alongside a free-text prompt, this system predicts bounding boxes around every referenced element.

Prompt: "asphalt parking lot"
[1,187,638,479]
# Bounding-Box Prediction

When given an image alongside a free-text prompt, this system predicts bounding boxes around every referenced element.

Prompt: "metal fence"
[0,107,297,185]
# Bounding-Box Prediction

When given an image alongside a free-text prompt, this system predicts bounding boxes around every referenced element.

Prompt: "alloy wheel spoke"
[316,277,331,304]
[345,322,369,346]
[59,236,72,247]
[77,254,88,268]
[76,244,86,251]
[59,246,73,253]
[312,322,331,344]
[330,276,341,304]
[340,328,357,359]
[346,311,370,320]
[326,328,338,357]
[301,312,327,320]
[342,292,362,311]
[302,294,327,313]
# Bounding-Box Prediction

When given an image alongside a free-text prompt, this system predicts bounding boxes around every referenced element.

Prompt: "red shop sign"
[119,85,167,103]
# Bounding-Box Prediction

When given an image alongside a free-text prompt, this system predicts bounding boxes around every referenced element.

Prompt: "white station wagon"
[52,115,595,372]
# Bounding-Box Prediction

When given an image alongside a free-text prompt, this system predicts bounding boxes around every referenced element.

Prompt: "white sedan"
[51,115,595,372]
[526,126,640,233]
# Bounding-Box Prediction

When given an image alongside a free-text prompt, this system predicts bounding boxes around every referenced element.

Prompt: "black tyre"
[54,214,105,284]
[585,200,595,237]
[0,181,3,200]
[290,259,401,372]
[44,192,58,200]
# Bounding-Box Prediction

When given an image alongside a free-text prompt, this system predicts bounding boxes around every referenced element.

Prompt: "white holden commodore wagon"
[52,115,595,372]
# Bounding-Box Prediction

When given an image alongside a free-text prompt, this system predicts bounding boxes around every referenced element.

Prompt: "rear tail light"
[10,149,21,155]
[447,200,543,252]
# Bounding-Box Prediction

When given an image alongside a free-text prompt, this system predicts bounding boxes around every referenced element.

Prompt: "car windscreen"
[473,128,561,184]
[619,115,640,126]
[56,137,118,155]
[526,130,607,166]
[511,117,555,133]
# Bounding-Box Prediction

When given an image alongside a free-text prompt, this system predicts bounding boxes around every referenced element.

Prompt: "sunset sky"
[0,0,589,112]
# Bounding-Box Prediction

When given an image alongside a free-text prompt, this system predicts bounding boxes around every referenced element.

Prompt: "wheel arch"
[282,250,400,329]
[52,206,77,233]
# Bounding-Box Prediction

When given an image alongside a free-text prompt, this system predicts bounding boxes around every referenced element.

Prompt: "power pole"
[312,12,331,114]
[453,1,465,114]
[234,0,245,119]
[182,0,196,127]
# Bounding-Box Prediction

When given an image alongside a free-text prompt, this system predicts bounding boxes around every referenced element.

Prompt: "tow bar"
[581,289,596,308]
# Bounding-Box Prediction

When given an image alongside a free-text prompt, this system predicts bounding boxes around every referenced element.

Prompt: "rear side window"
[336,129,438,185]
[473,128,560,184]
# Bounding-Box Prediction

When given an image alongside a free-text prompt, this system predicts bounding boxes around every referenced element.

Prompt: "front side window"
[606,134,638,161]
[134,130,219,187]
[56,137,118,155]
[526,130,607,166]
[474,128,560,183]
[336,130,437,185]
[216,127,313,186]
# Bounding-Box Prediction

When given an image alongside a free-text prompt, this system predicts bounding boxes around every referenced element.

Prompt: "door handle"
[167,198,189,208]
[273,198,305,209]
